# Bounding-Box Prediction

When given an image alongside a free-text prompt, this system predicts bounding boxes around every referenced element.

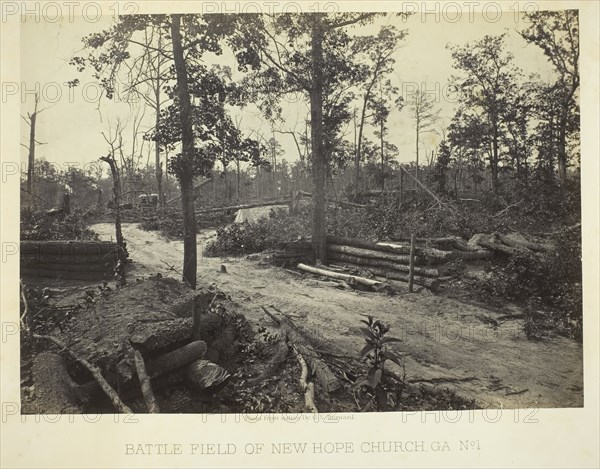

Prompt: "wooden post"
[408,233,415,293]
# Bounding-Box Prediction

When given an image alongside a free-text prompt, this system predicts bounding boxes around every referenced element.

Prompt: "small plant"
[352,316,403,411]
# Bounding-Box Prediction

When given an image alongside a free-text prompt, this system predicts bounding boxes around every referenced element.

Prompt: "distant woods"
[21,11,580,280]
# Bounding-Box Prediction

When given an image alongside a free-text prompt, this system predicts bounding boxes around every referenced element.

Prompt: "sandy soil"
[93,222,583,409]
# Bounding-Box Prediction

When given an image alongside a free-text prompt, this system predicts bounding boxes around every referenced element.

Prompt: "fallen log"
[494,232,553,252]
[328,244,414,264]
[327,252,440,278]
[195,199,290,215]
[129,315,222,352]
[261,306,342,394]
[326,236,416,255]
[297,262,388,291]
[78,340,209,405]
[34,334,132,413]
[296,191,366,209]
[292,345,318,413]
[469,234,525,256]
[186,360,231,392]
[449,249,493,261]
[133,350,160,413]
[145,341,208,379]
[327,262,440,289]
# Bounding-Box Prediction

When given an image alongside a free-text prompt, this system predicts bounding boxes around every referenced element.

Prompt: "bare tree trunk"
[171,13,197,289]
[491,124,499,195]
[380,119,385,192]
[26,95,41,211]
[236,160,240,200]
[100,155,126,286]
[310,14,326,264]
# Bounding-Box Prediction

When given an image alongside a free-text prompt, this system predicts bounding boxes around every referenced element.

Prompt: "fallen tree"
[358,265,441,290]
[297,262,390,292]
[326,236,415,255]
[328,244,416,265]
[327,252,440,278]
[261,306,342,394]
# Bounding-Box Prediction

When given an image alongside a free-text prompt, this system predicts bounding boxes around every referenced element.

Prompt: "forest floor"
[86,222,583,410]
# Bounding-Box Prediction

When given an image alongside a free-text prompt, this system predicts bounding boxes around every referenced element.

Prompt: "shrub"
[139,209,235,238]
[20,209,98,241]
[477,225,582,340]
[203,208,310,257]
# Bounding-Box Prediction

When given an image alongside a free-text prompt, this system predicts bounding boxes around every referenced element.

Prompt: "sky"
[19,11,556,174]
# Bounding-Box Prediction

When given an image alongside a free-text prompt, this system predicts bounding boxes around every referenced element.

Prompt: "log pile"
[20,240,119,279]
[274,231,551,292]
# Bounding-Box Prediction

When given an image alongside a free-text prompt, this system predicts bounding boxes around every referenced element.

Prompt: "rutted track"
[93,222,584,409]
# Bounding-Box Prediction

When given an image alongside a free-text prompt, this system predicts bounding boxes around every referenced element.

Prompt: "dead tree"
[21,93,47,211]
[100,153,127,286]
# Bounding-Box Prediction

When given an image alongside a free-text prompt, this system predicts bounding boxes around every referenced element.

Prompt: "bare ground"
[93,222,583,410]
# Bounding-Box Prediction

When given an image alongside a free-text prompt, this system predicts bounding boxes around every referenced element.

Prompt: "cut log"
[129,314,223,352]
[327,252,440,278]
[297,191,366,209]
[261,306,342,394]
[327,236,416,255]
[145,340,208,379]
[494,232,553,252]
[297,262,387,291]
[389,236,482,252]
[328,244,415,264]
[363,266,440,290]
[469,234,524,256]
[195,199,290,215]
[133,350,160,413]
[449,249,493,261]
[186,360,231,392]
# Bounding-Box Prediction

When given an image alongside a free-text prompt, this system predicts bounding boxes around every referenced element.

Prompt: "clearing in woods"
[93,222,583,410]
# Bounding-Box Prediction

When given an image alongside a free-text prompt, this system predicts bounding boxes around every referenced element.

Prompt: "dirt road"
[94,223,583,409]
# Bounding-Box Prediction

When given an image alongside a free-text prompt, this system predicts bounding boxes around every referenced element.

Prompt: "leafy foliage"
[20,209,98,241]
[352,316,403,411]
[203,208,310,257]
[477,225,582,340]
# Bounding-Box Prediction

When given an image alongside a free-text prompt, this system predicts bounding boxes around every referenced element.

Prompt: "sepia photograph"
[1,1,598,468]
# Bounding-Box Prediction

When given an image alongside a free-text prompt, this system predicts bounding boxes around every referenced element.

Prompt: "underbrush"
[204,208,310,256]
[476,225,582,340]
[21,209,98,241]
[140,209,235,238]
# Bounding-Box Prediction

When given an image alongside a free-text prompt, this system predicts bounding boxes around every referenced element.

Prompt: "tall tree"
[170,13,197,288]
[232,13,380,262]
[352,25,407,190]
[520,10,580,190]
[403,88,440,185]
[449,34,523,195]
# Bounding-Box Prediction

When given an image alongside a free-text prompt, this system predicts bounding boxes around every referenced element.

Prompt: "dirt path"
[94,223,583,409]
